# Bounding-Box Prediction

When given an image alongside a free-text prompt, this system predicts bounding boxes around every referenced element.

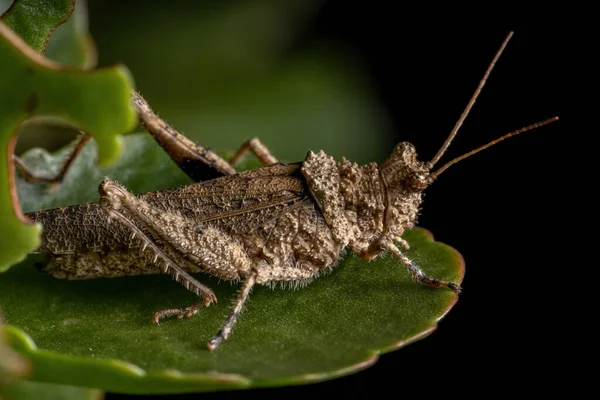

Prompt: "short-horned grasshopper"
[24,32,557,350]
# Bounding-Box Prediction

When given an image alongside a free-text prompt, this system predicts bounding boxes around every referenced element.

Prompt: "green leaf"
[0,0,74,53]
[0,380,103,400]
[0,20,136,271]
[1,134,464,394]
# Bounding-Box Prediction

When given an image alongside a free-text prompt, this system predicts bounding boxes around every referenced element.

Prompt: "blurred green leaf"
[0,315,30,382]
[91,0,394,164]
[10,0,98,155]
[0,380,103,400]
[0,17,135,272]
[44,0,96,68]
[1,134,463,394]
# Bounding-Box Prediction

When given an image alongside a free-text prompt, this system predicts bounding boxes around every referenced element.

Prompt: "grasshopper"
[23,32,556,350]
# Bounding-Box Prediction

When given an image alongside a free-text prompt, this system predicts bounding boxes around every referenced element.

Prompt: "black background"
[98,2,569,399]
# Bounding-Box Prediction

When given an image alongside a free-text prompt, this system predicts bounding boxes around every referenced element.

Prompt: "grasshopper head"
[376,115,557,238]
[380,142,434,194]
[374,31,558,240]
[378,142,432,236]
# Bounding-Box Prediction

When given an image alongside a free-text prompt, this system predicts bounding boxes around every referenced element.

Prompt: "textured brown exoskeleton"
[25,33,557,350]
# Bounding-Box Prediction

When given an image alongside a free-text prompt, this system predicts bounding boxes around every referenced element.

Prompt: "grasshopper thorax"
[301,144,429,254]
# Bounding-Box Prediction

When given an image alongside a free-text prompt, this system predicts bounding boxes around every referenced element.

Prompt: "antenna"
[429,117,558,180]
[428,32,514,168]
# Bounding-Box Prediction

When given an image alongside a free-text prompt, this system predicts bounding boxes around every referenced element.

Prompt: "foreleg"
[383,240,462,293]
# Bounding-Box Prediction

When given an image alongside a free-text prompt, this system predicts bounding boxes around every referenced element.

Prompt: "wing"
[28,163,312,254]
[142,162,312,234]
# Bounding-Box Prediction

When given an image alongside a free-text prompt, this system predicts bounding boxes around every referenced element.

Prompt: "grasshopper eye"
[410,173,430,190]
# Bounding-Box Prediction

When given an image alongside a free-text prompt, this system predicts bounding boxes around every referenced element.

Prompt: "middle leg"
[15,133,91,187]
[229,138,279,167]
[207,271,257,351]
